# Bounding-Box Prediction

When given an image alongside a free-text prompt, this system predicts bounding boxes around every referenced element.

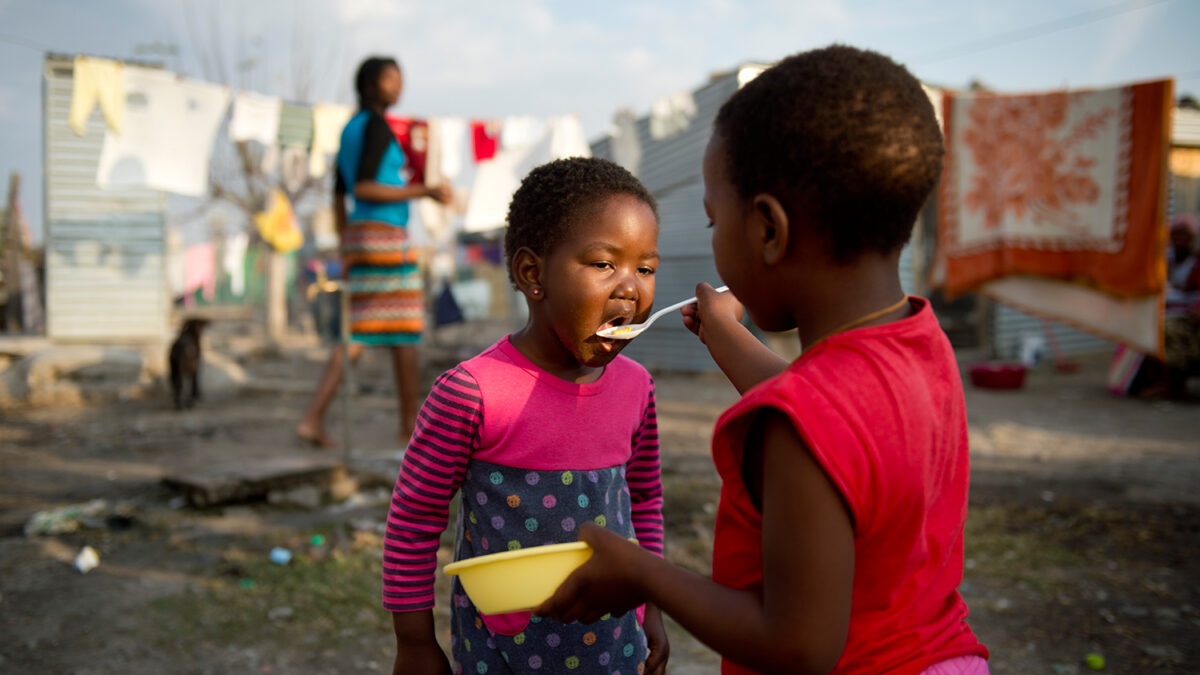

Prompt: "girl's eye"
[591,261,614,270]
[638,267,656,276]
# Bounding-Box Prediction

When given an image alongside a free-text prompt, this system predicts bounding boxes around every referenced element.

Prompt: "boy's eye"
[591,261,614,270]
[638,266,656,276]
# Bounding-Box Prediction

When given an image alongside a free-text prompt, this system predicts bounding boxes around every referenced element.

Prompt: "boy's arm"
[537,410,854,675]
[384,366,480,666]
[681,283,788,394]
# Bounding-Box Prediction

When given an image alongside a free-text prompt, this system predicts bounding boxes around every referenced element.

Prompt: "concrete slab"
[162,456,347,507]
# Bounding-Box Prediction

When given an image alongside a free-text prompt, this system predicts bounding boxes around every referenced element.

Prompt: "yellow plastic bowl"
[443,541,592,614]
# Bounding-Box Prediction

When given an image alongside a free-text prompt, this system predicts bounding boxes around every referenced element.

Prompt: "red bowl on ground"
[969,362,1028,390]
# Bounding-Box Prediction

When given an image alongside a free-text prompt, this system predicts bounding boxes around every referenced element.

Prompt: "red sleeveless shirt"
[711,298,988,674]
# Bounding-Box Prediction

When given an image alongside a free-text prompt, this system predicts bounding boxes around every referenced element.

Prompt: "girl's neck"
[510,321,604,384]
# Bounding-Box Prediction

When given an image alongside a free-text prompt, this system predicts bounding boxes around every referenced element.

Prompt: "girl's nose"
[613,273,638,301]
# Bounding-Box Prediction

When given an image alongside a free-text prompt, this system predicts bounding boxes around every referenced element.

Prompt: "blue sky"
[1,0,1197,241]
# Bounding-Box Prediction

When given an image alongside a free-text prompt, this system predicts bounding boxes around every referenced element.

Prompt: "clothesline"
[69,54,594,201]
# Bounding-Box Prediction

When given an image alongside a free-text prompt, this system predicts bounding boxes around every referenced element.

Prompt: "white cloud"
[334,0,418,25]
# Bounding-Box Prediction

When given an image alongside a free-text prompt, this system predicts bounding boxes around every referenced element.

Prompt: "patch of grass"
[149,529,392,649]
[964,505,1087,591]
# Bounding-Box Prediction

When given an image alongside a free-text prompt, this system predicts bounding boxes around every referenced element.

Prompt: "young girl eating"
[537,46,989,675]
[383,157,669,675]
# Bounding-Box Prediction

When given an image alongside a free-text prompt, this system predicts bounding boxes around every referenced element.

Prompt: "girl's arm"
[681,283,788,394]
[384,366,480,671]
[627,380,669,674]
[627,380,664,556]
[537,410,855,675]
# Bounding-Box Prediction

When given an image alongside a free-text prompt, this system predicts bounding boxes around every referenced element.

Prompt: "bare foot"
[297,421,337,449]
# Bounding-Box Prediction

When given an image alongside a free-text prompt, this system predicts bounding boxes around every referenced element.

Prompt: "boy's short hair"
[715,44,943,263]
[505,157,658,284]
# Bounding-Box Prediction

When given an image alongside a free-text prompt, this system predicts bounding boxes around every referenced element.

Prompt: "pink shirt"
[383,336,664,612]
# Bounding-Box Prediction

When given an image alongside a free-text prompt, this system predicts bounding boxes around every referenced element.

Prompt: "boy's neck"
[509,322,604,384]
[792,253,910,350]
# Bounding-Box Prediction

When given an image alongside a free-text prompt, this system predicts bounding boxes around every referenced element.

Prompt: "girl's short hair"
[505,157,658,285]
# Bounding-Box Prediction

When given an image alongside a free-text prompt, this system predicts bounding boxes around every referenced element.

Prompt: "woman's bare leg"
[391,344,420,445]
[296,342,365,447]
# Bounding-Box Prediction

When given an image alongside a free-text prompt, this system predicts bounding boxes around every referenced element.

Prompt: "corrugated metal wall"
[44,56,169,341]
[591,72,741,371]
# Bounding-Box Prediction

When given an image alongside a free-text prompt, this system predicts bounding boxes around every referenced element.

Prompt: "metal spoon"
[595,286,729,340]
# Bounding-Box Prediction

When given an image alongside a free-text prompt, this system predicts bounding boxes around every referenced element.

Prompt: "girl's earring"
[531,288,540,296]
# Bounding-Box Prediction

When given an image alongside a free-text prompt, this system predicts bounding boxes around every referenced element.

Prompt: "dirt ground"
[1,322,1198,674]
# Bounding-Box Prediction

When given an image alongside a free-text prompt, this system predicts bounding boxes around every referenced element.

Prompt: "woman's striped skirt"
[341,222,424,346]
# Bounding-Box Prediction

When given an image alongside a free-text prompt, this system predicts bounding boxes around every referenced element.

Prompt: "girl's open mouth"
[596,316,631,344]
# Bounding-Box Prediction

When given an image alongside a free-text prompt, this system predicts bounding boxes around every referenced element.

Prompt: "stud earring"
[532,288,540,296]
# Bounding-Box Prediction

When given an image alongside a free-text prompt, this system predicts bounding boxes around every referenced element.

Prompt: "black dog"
[169,319,208,410]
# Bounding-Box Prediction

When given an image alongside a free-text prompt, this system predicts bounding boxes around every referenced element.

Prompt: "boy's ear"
[752,193,790,266]
[512,247,545,300]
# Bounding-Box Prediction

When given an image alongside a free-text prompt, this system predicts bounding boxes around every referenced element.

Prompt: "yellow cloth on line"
[254,188,304,253]
[69,56,124,136]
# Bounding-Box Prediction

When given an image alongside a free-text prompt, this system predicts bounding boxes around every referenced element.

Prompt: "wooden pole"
[3,173,23,332]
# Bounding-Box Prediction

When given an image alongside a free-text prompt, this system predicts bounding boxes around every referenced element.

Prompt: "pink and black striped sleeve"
[382,365,481,612]
[626,379,664,557]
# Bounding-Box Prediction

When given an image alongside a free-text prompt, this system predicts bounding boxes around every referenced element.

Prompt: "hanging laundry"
[933,80,1172,299]
[229,91,282,145]
[649,91,697,140]
[548,114,590,159]
[223,230,249,297]
[978,276,1162,358]
[70,56,124,137]
[417,118,452,244]
[471,119,500,162]
[254,188,304,253]
[463,115,592,233]
[281,146,308,193]
[437,117,467,181]
[610,109,642,176]
[309,102,354,178]
[95,67,231,197]
[277,102,314,148]
[183,242,217,302]
[386,116,429,184]
[500,115,545,151]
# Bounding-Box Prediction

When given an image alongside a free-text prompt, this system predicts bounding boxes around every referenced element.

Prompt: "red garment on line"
[471,119,499,162]
[385,116,428,184]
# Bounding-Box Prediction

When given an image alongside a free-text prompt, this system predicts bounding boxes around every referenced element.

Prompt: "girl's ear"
[512,247,545,300]
[752,193,790,266]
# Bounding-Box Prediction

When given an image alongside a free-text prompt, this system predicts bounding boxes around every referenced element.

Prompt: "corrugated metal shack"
[43,54,169,342]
